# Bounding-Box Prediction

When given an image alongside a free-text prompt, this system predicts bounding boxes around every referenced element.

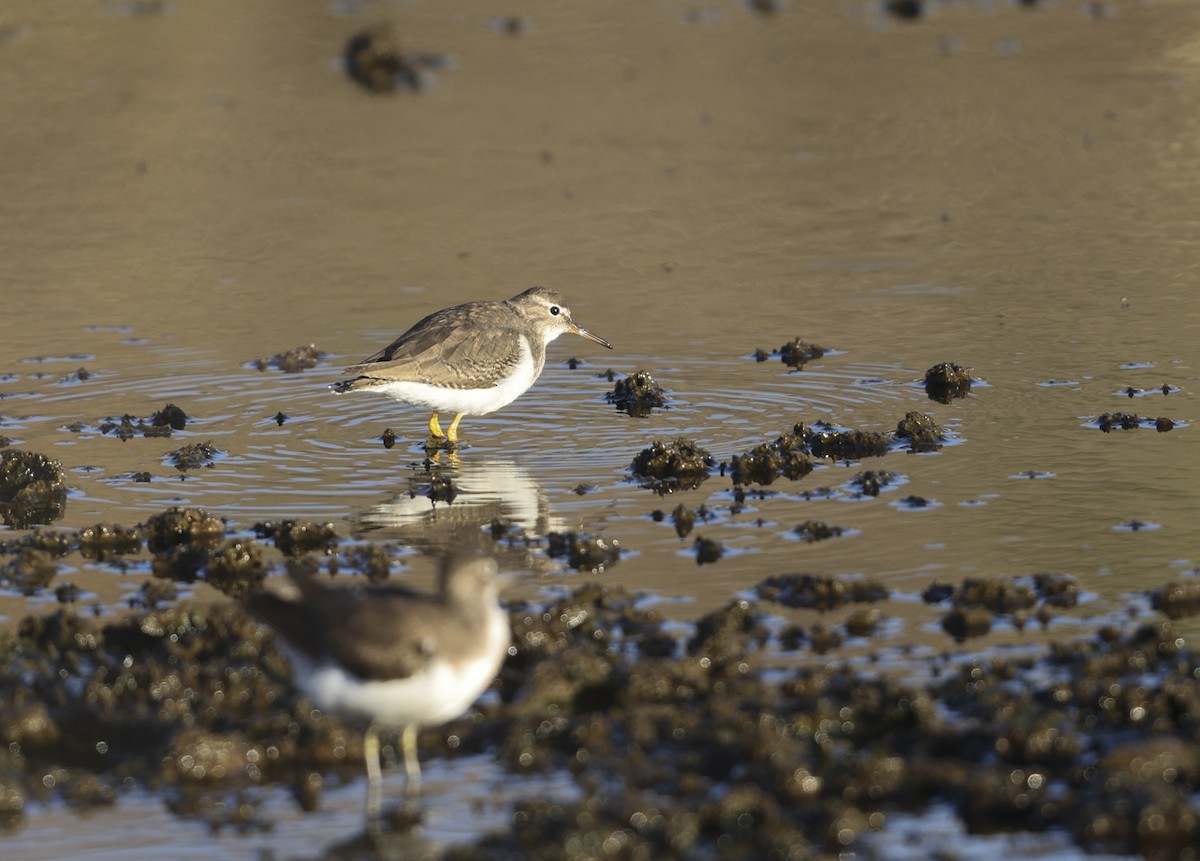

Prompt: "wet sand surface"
[1,1,1199,859]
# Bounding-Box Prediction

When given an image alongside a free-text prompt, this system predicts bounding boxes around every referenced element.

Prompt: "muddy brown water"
[2,1,1199,859]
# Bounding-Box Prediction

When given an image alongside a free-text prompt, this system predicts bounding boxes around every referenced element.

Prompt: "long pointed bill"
[572,323,613,349]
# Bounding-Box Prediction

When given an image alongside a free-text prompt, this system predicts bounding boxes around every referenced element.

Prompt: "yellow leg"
[401,723,422,795]
[364,724,382,817]
[446,413,464,445]
[428,413,444,439]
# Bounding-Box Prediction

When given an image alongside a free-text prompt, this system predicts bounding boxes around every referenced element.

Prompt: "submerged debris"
[759,337,827,370]
[0,548,58,595]
[630,438,714,492]
[1097,412,1177,433]
[168,441,219,472]
[849,469,898,497]
[792,520,844,543]
[1150,579,1200,619]
[251,344,325,373]
[144,507,226,553]
[79,523,143,561]
[671,503,696,538]
[0,569,1196,858]
[253,520,339,556]
[99,403,190,440]
[0,449,67,528]
[546,532,620,571]
[755,573,888,611]
[605,370,668,417]
[923,362,973,403]
[344,25,424,93]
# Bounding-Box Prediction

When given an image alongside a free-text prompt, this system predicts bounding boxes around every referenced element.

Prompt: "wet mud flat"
[1,505,1198,860]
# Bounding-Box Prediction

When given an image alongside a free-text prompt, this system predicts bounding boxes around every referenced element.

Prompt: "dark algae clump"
[0,449,67,528]
[923,361,973,403]
[630,438,714,492]
[605,370,668,417]
[0,562,1197,859]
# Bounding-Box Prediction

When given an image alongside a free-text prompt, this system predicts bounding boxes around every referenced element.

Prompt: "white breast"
[365,337,540,416]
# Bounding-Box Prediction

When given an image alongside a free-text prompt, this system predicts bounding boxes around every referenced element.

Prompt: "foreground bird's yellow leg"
[364,724,382,816]
[428,412,445,439]
[401,723,422,795]
[446,413,464,445]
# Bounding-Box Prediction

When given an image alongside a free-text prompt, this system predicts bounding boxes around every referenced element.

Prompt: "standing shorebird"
[244,554,510,816]
[333,286,612,446]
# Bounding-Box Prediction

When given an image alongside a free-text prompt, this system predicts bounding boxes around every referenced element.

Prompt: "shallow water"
[2,0,1199,857]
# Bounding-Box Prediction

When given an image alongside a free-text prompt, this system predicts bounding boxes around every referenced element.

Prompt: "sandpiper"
[333,286,612,446]
[244,554,510,815]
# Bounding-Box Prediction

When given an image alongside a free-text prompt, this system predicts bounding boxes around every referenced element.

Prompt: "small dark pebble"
[693,535,724,565]
[274,412,288,426]
[596,368,618,382]
[566,357,580,370]
[672,504,695,539]
[381,428,396,449]
[344,25,422,93]
[1155,417,1174,432]
[887,0,923,19]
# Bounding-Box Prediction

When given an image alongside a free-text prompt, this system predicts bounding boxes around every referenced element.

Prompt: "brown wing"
[342,302,526,388]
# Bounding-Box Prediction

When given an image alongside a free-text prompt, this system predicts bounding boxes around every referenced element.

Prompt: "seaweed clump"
[755,573,888,611]
[894,411,946,452]
[605,370,668,417]
[923,362,973,403]
[547,532,620,572]
[251,345,325,373]
[0,449,67,528]
[728,428,814,486]
[795,421,890,460]
[99,403,189,440]
[759,337,827,370]
[630,439,714,493]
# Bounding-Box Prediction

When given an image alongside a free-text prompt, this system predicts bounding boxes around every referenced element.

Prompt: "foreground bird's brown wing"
[343,303,526,388]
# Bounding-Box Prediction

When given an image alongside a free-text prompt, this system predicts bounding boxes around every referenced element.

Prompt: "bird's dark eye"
[549,305,561,316]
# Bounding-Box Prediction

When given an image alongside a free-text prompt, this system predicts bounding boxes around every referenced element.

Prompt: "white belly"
[363,340,540,416]
[282,606,510,728]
